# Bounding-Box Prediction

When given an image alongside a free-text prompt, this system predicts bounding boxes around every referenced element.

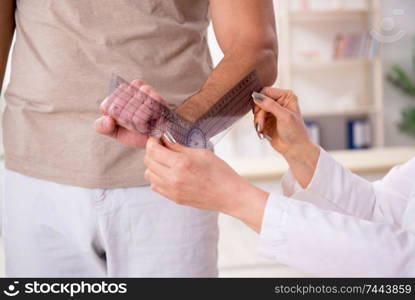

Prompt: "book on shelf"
[333,33,380,60]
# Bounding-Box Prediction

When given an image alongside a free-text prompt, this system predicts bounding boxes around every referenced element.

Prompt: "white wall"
[207,24,223,67]
[381,0,415,146]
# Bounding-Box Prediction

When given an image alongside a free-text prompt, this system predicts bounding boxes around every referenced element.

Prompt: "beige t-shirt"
[4,0,212,188]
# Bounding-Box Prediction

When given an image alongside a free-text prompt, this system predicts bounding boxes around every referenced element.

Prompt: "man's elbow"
[231,37,278,86]
[258,46,278,86]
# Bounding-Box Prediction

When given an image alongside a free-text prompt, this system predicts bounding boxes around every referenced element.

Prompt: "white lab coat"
[258,149,415,277]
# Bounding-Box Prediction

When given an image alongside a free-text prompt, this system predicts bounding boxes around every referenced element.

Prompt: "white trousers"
[2,169,219,277]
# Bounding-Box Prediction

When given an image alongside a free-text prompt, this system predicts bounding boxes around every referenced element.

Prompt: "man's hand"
[95,115,149,148]
[95,79,166,148]
[144,137,268,232]
[253,88,320,188]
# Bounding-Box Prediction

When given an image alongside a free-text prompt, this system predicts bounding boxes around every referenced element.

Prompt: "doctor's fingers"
[253,109,268,135]
[144,168,164,187]
[144,152,170,177]
[253,93,290,121]
[261,87,301,114]
[149,182,181,205]
[145,168,190,205]
[263,115,278,137]
[146,137,182,168]
[145,170,176,200]
[253,94,290,135]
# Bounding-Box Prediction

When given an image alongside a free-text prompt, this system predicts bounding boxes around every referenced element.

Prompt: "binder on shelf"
[347,118,372,149]
[305,121,321,145]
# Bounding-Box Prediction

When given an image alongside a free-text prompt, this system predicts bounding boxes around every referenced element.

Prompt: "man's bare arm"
[175,0,278,122]
[0,0,15,94]
[95,0,277,146]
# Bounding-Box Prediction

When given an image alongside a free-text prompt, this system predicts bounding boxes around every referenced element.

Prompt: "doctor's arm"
[254,90,413,227]
[0,0,15,94]
[144,137,415,277]
[259,193,415,277]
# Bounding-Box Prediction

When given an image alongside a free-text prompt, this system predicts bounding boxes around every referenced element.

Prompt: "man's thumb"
[95,116,116,136]
[252,92,287,118]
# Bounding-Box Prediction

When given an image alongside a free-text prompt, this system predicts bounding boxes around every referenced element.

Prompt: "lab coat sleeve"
[281,149,414,226]
[258,193,415,277]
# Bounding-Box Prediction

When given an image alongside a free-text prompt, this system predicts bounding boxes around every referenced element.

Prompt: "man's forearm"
[176,46,277,122]
[0,0,15,94]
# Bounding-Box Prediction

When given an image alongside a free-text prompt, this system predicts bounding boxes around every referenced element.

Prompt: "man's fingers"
[95,116,148,148]
[100,97,111,114]
[131,79,145,89]
[140,84,166,105]
[95,116,116,136]
[115,127,148,148]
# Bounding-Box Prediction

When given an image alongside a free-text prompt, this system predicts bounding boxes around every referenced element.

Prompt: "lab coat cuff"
[306,148,340,197]
[281,169,303,197]
[282,148,336,201]
[258,192,289,260]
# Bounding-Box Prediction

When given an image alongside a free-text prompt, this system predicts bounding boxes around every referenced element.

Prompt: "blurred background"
[210,0,415,277]
[1,0,415,277]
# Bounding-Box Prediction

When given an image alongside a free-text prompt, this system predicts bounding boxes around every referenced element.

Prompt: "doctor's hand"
[253,88,320,188]
[253,88,312,158]
[144,137,269,232]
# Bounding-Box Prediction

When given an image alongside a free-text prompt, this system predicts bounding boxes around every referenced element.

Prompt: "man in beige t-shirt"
[0,0,277,277]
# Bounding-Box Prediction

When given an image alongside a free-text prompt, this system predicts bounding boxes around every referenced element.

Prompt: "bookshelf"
[291,58,371,70]
[278,0,384,149]
[214,0,409,178]
[302,106,375,118]
[226,146,415,180]
[290,9,370,22]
